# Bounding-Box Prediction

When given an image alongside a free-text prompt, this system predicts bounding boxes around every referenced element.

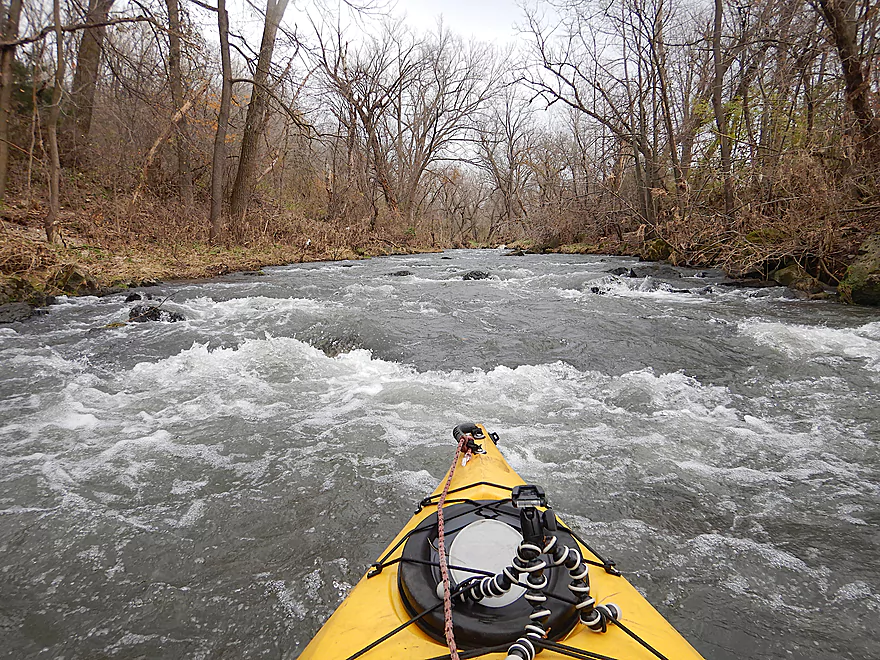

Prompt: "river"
[1,249,878,659]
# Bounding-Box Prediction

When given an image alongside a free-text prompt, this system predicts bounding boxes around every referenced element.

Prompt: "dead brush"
[0,222,58,275]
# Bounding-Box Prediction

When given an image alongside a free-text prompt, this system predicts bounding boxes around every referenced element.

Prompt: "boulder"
[462,270,490,281]
[0,302,34,323]
[129,304,185,323]
[48,264,100,296]
[630,264,682,279]
[839,234,880,306]
[641,238,672,262]
[0,276,55,306]
[606,267,632,277]
[770,264,824,295]
[504,250,526,257]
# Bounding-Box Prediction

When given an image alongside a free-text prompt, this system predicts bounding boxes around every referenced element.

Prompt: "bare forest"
[0,0,878,293]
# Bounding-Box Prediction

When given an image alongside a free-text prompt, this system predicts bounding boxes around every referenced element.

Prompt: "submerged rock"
[462,270,490,281]
[0,302,34,323]
[840,234,880,306]
[389,270,413,277]
[717,278,777,289]
[129,304,185,323]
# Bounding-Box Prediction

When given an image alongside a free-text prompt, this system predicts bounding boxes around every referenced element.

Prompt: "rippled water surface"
[1,250,879,659]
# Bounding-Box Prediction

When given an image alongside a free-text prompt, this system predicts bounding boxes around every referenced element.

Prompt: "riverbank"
[0,211,438,309]
[3,203,878,312]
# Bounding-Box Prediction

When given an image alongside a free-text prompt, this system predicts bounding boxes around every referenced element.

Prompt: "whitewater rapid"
[1,250,878,659]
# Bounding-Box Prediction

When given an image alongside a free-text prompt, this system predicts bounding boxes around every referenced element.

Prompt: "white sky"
[391,0,525,44]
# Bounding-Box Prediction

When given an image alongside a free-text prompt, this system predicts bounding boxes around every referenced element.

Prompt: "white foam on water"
[180,295,338,322]
[174,498,207,527]
[584,275,710,303]
[372,468,437,497]
[551,287,586,299]
[673,460,786,486]
[1,325,872,624]
[833,581,880,605]
[689,533,829,579]
[342,282,397,297]
[739,319,880,371]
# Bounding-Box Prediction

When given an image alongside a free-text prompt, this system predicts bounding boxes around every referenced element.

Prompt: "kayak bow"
[299,424,705,660]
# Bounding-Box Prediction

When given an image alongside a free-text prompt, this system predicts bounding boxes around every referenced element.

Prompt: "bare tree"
[45,0,65,242]
[814,0,880,154]
[209,0,232,241]
[229,0,291,224]
[316,21,421,224]
[385,27,499,224]
[711,0,734,215]
[475,83,535,238]
[68,0,115,158]
[166,0,193,206]
[0,0,22,200]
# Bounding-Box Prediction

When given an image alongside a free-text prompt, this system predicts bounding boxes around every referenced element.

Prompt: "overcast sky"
[392,0,525,44]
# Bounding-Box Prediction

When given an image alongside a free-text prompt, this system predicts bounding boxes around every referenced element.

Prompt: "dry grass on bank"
[0,196,438,303]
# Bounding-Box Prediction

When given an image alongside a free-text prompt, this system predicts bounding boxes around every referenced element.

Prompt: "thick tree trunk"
[229,0,289,223]
[68,0,115,157]
[816,0,880,154]
[45,0,65,243]
[209,0,232,241]
[166,0,193,206]
[712,0,734,216]
[0,0,22,200]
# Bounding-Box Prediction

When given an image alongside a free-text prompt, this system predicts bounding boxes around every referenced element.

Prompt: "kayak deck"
[299,425,704,659]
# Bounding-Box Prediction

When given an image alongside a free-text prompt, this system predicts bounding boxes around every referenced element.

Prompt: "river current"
[1,249,879,659]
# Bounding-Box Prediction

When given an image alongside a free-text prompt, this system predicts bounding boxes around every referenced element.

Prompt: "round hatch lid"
[448,519,526,608]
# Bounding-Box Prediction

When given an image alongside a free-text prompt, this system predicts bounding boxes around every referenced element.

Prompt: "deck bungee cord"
[299,424,704,660]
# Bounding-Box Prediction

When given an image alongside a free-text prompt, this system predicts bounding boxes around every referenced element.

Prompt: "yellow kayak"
[300,424,705,660]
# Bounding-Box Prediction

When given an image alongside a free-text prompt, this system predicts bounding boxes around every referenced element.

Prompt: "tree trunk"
[712,0,734,216]
[68,0,115,158]
[229,0,290,224]
[815,0,880,154]
[652,0,686,212]
[0,0,22,201]
[166,0,193,206]
[45,0,65,243]
[209,0,232,241]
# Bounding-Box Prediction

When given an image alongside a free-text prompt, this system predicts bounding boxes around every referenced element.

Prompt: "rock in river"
[462,270,490,280]
[129,304,185,323]
[770,264,824,296]
[840,233,880,306]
